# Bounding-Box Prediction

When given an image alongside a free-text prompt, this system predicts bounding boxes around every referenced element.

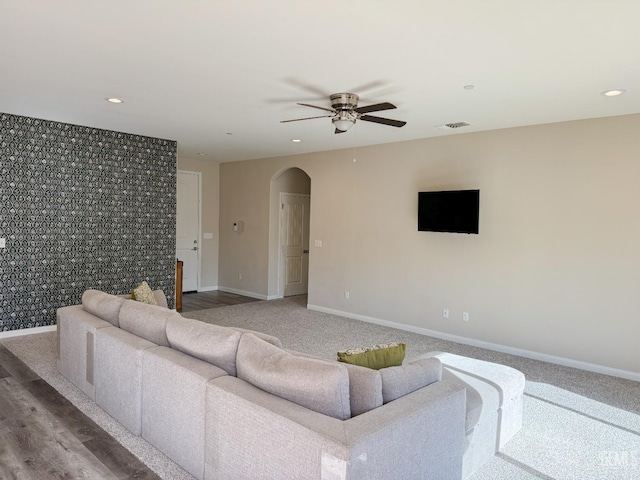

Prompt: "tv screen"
[418,189,479,234]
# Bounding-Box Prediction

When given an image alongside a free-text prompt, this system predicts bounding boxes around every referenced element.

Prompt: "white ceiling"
[1,1,639,163]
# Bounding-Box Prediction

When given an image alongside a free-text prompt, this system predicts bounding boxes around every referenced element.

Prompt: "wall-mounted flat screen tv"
[418,189,479,234]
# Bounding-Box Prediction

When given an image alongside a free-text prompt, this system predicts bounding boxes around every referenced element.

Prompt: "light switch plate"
[314,240,322,247]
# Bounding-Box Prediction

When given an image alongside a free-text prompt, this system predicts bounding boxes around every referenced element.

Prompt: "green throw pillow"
[337,342,406,370]
[131,281,158,305]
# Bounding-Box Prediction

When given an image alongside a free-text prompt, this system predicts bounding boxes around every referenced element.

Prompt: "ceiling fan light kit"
[332,111,355,132]
[281,92,406,134]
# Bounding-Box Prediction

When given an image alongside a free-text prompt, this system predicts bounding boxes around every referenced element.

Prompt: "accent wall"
[0,112,177,331]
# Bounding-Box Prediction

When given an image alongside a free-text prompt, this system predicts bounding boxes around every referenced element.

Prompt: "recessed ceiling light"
[106,97,124,104]
[197,152,207,156]
[291,139,302,143]
[601,89,626,97]
[463,85,475,90]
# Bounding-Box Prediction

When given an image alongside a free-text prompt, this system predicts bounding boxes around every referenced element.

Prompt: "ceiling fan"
[281,93,406,134]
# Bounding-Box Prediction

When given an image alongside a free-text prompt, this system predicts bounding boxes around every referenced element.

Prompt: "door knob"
[192,247,198,251]
[303,249,309,254]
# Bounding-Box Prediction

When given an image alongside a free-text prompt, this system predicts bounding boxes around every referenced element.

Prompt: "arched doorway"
[267,167,311,298]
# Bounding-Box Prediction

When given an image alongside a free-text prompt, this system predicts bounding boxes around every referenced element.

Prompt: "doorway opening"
[176,170,201,293]
[268,168,311,299]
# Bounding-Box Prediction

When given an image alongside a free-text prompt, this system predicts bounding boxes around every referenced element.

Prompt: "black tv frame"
[418,189,479,234]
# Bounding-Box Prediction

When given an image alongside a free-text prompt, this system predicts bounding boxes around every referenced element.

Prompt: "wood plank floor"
[0,344,160,480]
[180,290,260,313]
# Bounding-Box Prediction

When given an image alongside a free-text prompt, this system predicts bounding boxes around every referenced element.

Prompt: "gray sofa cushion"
[340,361,384,416]
[82,290,125,327]
[153,289,168,309]
[229,326,283,348]
[118,300,177,347]
[237,334,351,420]
[442,370,483,435]
[166,316,242,376]
[287,349,383,417]
[379,356,442,403]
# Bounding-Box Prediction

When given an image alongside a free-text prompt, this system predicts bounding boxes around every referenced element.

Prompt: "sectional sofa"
[56,290,525,480]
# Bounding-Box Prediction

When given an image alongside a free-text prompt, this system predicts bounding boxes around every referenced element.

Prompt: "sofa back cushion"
[287,349,382,417]
[379,356,442,403]
[166,316,242,376]
[340,362,383,416]
[153,290,168,309]
[228,326,283,348]
[118,300,175,347]
[236,334,351,420]
[82,290,126,327]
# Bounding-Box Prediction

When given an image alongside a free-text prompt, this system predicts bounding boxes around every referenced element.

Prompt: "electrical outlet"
[443,309,449,319]
[238,273,242,280]
[344,291,350,300]
[463,312,469,322]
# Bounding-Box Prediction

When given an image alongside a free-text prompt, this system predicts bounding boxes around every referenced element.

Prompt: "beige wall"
[177,156,220,290]
[218,114,640,375]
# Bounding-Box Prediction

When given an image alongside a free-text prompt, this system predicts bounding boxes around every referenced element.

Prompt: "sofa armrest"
[205,376,466,480]
[56,305,113,400]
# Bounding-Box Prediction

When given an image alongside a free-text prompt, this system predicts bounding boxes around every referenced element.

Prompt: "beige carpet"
[3,296,639,480]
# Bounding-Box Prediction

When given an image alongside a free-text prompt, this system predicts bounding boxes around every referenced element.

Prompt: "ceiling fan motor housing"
[330,93,359,111]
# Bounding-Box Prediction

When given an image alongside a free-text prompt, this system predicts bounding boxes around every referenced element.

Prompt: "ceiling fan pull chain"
[353,123,357,163]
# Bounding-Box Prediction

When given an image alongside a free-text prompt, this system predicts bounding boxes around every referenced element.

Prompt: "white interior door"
[176,171,200,292]
[280,193,310,297]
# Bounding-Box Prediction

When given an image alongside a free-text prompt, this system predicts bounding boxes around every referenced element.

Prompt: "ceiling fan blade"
[354,102,396,114]
[348,80,387,94]
[297,102,336,113]
[283,77,330,97]
[280,114,334,123]
[360,115,407,128]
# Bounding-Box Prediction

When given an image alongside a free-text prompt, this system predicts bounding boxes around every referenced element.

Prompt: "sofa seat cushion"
[442,370,483,435]
[428,352,525,436]
[166,316,242,376]
[237,334,351,420]
[82,290,126,327]
[432,352,526,406]
[379,356,442,404]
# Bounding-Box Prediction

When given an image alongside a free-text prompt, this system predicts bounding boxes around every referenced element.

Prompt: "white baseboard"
[0,325,58,339]
[267,294,284,300]
[217,286,268,300]
[197,286,218,292]
[307,304,640,383]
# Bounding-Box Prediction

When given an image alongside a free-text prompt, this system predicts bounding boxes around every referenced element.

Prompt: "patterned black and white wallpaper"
[0,112,177,331]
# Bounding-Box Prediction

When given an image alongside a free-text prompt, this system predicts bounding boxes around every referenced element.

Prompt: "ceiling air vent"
[436,122,471,130]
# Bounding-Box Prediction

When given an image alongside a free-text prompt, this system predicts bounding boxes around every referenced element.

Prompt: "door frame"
[278,192,311,298]
[176,169,202,292]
